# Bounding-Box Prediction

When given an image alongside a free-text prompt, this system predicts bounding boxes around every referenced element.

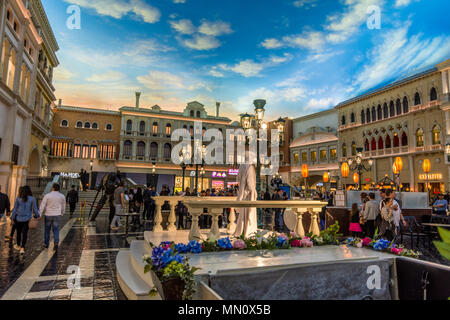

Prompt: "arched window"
[124,140,132,156]
[139,121,146,134]
[372,107,376,122]
[106,124,113,131]
[164,143,172,159]
[430,87,437,101]
[150,142,158,158]
[350,112,355,123]
[342,144,347,157]
[366,108,371,123]
[361,110,365,124]
[401,132,408,146]
[393,133,400,148]
[385,136,392,149]
[383,103,389,119]
[378,136,384,149]
[92,122,98,129]
[341,115,346,126]
[414,92,421,105]
[403,97,409,113]
[371,138,377,151]
[84,122,91,129]
[190,110,194,117]
[136,141,145,157]
[364,139,370,152]
[76,121,83,128]
[197,111,201,118]
[377,105,382,120]
[396,99,402,116]
[126,120,133,133]
[152,122,158,135]
[416,129,424,147]
[165,124,172,136]
[61,120,68,127]
[432,125,441,145]
[351,142,357,156]
[389,101,395,117]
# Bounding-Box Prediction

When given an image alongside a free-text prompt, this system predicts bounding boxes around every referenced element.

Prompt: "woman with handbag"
[10,186,40,255]
[379,198,395,241]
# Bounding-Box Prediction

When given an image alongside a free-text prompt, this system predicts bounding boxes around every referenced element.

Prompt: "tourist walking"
[67,185,79,219]
[10,186,40,255]
[40,184,66,251]
[363,193,380,239]
[111,181,125,230]
[349,203,363,237]
[379,198,395,241]
[388,191,406,243]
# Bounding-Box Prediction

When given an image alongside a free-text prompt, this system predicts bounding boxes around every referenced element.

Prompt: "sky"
[42,0,450,122]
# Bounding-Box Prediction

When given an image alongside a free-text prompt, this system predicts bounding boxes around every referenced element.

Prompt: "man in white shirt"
[40,184,66,251]
[387,190,406,244]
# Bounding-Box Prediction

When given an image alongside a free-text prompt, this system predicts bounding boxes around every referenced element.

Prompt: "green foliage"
[434,228,450,260]
[315,221,341,245]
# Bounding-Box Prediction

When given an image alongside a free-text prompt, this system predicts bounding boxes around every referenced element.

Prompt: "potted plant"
[144,242,200,300]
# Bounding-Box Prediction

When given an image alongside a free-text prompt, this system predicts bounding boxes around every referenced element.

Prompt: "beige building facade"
[337,59,450,195]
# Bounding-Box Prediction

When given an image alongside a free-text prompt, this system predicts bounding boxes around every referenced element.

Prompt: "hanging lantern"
[341,162,350,178]
[353,173,359,184]
[323,171,330,183]
[394,157,403,173]
[423,159,431,173]
[302,164,309,178]
[393,163,400,175]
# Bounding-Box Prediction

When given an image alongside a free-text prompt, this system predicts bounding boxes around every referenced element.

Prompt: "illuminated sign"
[60,172,80,178]
[228,169,239,176]
[419,174,442,181]
[212,172,227,178]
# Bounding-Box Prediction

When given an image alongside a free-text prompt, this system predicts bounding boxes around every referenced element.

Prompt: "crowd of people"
[0,183,66,255]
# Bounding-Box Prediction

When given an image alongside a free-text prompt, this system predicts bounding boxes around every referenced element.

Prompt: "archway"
[28,148,41,177]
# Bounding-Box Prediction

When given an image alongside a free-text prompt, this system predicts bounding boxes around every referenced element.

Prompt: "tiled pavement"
[0,211,149,300]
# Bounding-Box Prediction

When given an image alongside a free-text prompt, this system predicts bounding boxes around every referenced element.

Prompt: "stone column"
[132,140,137,160]
[0,0,7,79]
[308,208,321,237]
[167,199,177,232]
[119,140,124,159]
[409,155,415,192]
[153,198,163,232]
[208,208,222,239]
[442,70,449,94]
[295,208,306,238]
[188,208,203,242]
[227,209,236,235]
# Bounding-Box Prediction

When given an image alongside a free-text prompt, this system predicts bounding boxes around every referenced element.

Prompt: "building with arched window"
[336,59,450,193]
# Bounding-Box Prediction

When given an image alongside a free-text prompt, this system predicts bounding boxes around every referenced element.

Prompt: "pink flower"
[279,233,289,242]
[357,242,363,248]
[362,238,372,246]
[291,240,302,248]
[290,232,298,239]
[300,237,314,248]
[391,248,403,255]
[232,239,247,250]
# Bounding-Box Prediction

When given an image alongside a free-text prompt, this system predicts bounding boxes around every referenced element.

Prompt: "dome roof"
[290,131,338,148]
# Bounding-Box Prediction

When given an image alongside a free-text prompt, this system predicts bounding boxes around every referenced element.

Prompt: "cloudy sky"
[42,0,450,121]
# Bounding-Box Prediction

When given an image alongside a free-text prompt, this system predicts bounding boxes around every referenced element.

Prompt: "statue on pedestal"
[234,163,258,238]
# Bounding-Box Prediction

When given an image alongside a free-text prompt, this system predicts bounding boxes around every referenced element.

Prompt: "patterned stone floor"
[0,213,150,300]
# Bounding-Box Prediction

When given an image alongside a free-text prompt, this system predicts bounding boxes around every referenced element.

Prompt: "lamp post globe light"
[342,147,373,191]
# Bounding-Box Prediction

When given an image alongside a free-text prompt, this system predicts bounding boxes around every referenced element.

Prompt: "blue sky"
[42,0,450,121]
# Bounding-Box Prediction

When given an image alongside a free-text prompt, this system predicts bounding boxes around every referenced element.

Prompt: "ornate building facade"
[0,0,58,202]
[337,59,450,194]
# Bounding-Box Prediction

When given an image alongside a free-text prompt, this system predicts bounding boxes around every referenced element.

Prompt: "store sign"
[419,174,442,181]
[60,172,80,178]
[212,172,227,178]
[228,169,239,176]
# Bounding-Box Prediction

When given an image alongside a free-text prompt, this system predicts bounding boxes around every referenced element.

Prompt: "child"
[349,203,363,237]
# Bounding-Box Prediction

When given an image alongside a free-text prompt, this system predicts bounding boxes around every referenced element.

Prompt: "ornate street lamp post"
[302,164,309,196]
[345,147,373,191]
[393,156,403,191]
[341,161,350,190]
[423,159,431,204]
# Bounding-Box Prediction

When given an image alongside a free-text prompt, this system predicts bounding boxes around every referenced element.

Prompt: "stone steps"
[116,241,161,301]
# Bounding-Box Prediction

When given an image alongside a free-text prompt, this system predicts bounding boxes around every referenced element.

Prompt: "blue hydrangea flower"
[277,236,287,248]
[187,241,202,254]
[217,238,233,249]
[175,243,189,254]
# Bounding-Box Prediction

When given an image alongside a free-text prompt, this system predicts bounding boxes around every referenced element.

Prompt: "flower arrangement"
[144,242,200,300]
[343,237,421,259]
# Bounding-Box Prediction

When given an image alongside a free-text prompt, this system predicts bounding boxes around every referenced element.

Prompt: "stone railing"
[183,200,327,241]
[153,197,237,233]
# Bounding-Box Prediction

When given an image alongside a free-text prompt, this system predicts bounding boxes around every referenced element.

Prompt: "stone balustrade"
[181,199,327,241]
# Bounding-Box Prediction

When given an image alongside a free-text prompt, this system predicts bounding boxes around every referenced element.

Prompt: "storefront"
[417,173,445,195]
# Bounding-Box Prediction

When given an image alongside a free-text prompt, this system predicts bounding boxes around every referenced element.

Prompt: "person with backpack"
[11,186,40,255]
[67,185,79,219]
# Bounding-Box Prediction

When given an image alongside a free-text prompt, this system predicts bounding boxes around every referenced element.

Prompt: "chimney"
[135,92,141,108]
[216,102,221,118]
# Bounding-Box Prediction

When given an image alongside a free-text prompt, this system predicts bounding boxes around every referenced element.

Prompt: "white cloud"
[173,0,186,3]
[305,97,336,110]
[64,0,160,23]
[293,0,318,9]
[283,31,326,50]
[87,71,125,82]
[209,67,224,78]
[198,20,233,36]
[306,50,344,63]
[137,70,211,92]
[54,67,76,81]
[353,23,450,92]
[229,60,264,78]
[261,38,283,49]
[182,34,221,50]
[169,19,195,35]
[394,0,415,7]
